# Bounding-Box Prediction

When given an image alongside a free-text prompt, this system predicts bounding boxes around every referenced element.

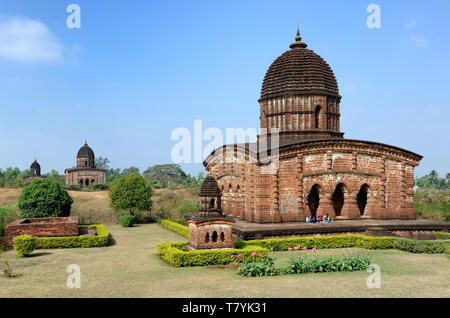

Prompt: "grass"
[0,224,449,298]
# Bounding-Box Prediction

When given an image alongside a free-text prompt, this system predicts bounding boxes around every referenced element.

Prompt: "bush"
[283,253,371,275]
[35,225,110,249]
[18,178,73,218]
[436,232,450,240]
[64,184,81,191]
[109,173,152,215]
[157,242,269,267]
[13,234,37,257]
[160,219,189,238]
[234,235,396,251]
[237,256,279,277]
[93,183,108,190]
[120,215,135,227]
[393,237,450,254]
[0,206,18,236]
[171,202,198,218]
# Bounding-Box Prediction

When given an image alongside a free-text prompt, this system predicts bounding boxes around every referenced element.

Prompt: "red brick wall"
[4,216,79,250]
[205,140,421,223]
[187,220,234,250]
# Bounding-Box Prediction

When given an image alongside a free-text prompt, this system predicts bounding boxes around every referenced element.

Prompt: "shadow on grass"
[2,273,23,279]
[108,234,116,246]
[29,252,52,258]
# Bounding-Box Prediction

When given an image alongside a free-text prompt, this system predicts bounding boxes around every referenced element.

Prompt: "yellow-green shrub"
[436,232,450,240]
[13,234,37,257]
[160,219,189,238]
[157,242,269,267]
[35,225,109,249]
[234,235,396,251]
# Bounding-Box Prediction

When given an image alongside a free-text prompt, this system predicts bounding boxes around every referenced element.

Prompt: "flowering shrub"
[284,250,371,275]
[237,256,279,277]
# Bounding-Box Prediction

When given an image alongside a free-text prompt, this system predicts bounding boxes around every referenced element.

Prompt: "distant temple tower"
[185,175,235,250]
[24,159,46,183]
[65,141,107,186]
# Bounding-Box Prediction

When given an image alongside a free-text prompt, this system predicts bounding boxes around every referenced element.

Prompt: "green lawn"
[0,224,449,298]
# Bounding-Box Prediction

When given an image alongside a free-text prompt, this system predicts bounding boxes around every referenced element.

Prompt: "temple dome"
[77,141,95,159]
[76,141,95,168]
[30,159,41,177]
[30,160,40,171]
[260,28,340,101]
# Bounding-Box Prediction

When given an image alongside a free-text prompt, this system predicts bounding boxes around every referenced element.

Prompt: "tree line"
[415,170,449,190]
[0,158,205,189]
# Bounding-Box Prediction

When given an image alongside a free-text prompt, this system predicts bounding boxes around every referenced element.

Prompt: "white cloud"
[0,17,64,62]
[404,17,424,30]
[403,17,428,49]
[409,34,428,48]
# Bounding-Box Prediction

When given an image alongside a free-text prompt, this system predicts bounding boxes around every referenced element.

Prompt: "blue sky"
[0,0,448,178]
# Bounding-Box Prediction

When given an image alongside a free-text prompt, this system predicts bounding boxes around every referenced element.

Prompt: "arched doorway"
[212,231,218,242]
[209,198,215,209]
[85,179,89,186]
[307,184,320,217]
[357,184,369,215]
[332,183,345,216]
[79,179,83,186]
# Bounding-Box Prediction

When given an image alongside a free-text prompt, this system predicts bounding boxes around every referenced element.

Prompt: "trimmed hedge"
[13,234,37,257]
[393,237,450,254]
[160,219,189,238]
[120,215,135,227]
[234,235,396,251]
[35,225,110,249]
[157,242,269,267]
[436,232,450,240]
[170,219,186,225]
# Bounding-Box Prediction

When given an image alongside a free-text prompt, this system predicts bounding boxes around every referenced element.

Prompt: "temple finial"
[84,139,87,145]
[290,22,307,49]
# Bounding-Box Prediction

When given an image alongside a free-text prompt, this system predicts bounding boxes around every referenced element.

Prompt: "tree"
[143,164,190,188]
[95,157,111,171]
[44,169,65,185]
[121,166,140,175]
[109,173,152,216]
[18,178,73,218]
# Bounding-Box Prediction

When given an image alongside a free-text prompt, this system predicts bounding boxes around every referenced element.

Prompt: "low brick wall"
[4,216,79,250]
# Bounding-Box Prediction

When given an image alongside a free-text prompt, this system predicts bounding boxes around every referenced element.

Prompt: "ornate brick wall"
[187,220,234,250]
[65,168,107,186]
[205,139,421,223]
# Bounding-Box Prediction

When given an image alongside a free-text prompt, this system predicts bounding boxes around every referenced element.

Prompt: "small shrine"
[185,175,235,250]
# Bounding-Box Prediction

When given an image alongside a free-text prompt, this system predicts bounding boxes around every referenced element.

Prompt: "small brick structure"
[185,175,235,250]
[4,216,79,250]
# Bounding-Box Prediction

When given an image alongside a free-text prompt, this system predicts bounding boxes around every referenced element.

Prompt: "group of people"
[306,214,332,224]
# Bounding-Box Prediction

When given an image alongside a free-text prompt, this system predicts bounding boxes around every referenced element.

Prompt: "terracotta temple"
[203,28,423,223]
[65,141,106,186]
